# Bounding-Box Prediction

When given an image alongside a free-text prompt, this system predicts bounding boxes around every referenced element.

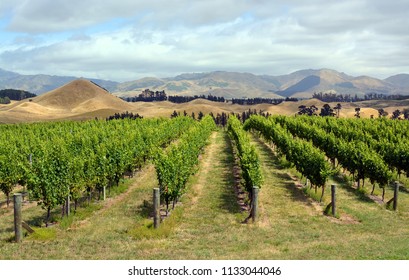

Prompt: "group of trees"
[313,92,409,103]
[298,104,342,117]
[0,89,36,101]
[387,108,409,120]
[298,103,409,120]
[170,110,205,120]
[0,97,11,104]
[231,97,298,105]
[122,89,225,103]
[168,95,225,103]
[106,111,143,120]
[124,89,167,102]
[356,107,409,119]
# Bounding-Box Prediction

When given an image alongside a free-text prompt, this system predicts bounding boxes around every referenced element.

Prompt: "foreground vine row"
[227,115,263,196]
[155,115,216,212]
[0,117,194,223]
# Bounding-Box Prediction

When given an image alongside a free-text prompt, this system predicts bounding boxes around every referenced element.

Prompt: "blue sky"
[0,0,408,82]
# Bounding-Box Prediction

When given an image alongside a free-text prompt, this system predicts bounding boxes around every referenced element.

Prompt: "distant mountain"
[115,71,283,99]
[114,68,409,99]
[1,67,409,98]
[0,68,20,81]
[0,68,118,94]
[115,77,166,93]
[385,74,409,89]
[273,69,399,98]
[276,75,321,97]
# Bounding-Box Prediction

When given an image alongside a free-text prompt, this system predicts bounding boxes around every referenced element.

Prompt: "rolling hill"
[0,79,133,122]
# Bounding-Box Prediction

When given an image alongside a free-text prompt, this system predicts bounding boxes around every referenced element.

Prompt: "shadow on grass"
[332,174,375,204]
[135,199,153,218]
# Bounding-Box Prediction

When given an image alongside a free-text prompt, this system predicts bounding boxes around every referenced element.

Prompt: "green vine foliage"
[0,117,195,221]
[154,115,216,210]
[273,115,392,188]
[228,115,263,193]
[244,115,333,193]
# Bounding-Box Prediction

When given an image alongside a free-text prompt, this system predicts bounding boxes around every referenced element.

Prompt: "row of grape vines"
[227,115,263,197]
[244,114,408,204]
[272,116,393,196]
[0,117,195,223]
[289,116,409,179]
[155,115,216,213]
[244,115,333,201]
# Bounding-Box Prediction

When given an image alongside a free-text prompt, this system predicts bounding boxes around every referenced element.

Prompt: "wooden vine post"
[13,193,23,243]
[251,186,259,223]
[66,194,70,216]
[331,184,337,217]
[153,188,160,229]
[393,181,399,211]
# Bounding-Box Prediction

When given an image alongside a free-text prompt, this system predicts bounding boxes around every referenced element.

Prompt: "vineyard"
[0,115,409,259]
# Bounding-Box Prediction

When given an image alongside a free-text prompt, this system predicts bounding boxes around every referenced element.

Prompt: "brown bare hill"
[34,79,133,112]
[0,79,134,123]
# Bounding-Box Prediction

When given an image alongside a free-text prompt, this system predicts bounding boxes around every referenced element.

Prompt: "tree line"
[231,97,298,105]
[312,91,409,103]
[0,89,36,102]
[122,89,225,103]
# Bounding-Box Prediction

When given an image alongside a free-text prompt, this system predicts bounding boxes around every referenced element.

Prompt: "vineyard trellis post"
[153,188,160,229]
[13,193,22,243]
[251,186,259,222]
[331,184,337,217]
[393,181,399,211]
[66,194,70,216]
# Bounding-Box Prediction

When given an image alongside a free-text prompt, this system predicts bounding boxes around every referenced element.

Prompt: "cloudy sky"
[0,0,408,82]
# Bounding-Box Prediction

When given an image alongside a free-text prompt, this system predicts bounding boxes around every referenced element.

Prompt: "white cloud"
[0,0,408,80]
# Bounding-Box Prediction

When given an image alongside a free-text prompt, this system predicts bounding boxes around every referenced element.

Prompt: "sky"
[0,0,408,82]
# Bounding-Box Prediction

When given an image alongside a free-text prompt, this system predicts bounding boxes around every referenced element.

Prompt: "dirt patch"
[368,194,385,205]
[287,175,323,213]
[326,213,361,224]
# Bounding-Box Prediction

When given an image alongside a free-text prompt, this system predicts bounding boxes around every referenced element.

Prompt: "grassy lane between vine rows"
[1,130,408,259]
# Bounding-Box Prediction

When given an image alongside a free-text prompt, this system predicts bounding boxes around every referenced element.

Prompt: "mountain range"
[1,68,409,99]
[2,77,409,124]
